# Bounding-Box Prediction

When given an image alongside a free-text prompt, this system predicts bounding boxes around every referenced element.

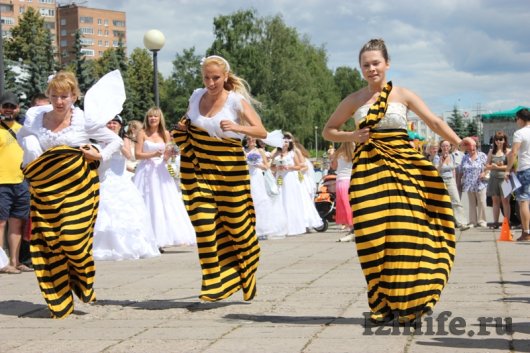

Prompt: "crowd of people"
[1,39,529,325]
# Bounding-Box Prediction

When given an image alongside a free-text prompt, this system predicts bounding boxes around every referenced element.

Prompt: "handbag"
[263,169,280,196]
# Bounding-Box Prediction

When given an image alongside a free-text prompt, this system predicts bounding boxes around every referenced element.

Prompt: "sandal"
[516,232,530,242]
[16,264,34,272]
[0,266,22,274]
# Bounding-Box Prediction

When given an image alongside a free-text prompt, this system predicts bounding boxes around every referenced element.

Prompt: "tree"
[447,106,467,138]
[207,10,340,147]
[5,7,56,107]
[160,47,203,125]
[68,30,95,103]
[333,67,366,100]
[126,48,154,120]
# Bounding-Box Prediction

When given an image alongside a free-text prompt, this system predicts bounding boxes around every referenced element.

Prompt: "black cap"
[112,115,123,124]
[0,92,19,106]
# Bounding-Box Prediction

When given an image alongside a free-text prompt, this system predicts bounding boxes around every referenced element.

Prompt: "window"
[19,7,25,14]
[97,40,102,46]
[39,8,55,17]
[1,17,15,25]
[44,21,54,30]
[113,30,125,38]
[112,40,119,47]
[104,40,109,47]
[79,27,94,35]
[104,19,109,26]
[113,20,125,27]
[97,18,102,25]
[39,0,55,3]
[60,39,67,47]
[97,29,102,35]
[60,29,66,36]
[60,18,66,26]
[0,3,13,12]
[104,29,109,36]
[80,38,93,46]
[81,49,95,57]
[80,16,93,24]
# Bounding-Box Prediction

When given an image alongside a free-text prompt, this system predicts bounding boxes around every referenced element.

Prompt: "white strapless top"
[352,102,408,130]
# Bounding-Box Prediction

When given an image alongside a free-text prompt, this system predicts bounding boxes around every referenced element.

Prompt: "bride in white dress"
[246,137,287,239]
[272,138,323,235]
[93,115,160,261]
[133,108,196,248]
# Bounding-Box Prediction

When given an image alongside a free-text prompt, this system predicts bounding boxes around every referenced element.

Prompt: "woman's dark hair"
[516,108,530,122]
[492,131,508,154]
[359,38,390,63]
[112,115,125,138]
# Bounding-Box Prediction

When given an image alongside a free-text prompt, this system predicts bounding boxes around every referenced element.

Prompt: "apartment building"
[0,1,126,64]
[57,3,126,64]
[0,0,57,41]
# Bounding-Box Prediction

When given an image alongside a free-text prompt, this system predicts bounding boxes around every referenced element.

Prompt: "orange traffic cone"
[497,218,513,242]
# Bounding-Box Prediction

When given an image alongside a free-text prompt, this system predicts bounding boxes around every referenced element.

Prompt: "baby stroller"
[313,174,336,232]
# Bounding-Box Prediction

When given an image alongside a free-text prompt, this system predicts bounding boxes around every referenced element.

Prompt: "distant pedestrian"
[505,108,530,241]
[485,131,510,229]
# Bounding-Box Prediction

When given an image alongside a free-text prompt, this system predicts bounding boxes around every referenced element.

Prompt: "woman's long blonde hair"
[143,107,168,143]
[201,55,261,108]
[335,142,355,160]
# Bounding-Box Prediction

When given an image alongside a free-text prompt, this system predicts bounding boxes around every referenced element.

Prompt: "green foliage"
[125,48,154,121]
[334,67,366,100]
[160,47,203,126]
[67,30,95,107]
[5,7,56,107]
[447,106,467,138]
[465,117,479,138]
[206,10,342,148]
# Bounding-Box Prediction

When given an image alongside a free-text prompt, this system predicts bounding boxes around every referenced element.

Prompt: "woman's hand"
[353,128,370,144]
[80,144,102,161]
[220,119,240,133]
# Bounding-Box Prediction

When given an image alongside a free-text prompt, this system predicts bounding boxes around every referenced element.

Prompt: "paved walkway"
[1,224,529,353]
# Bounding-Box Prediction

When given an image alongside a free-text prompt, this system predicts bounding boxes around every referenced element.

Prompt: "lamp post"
[143,29,165,108]
[314,126,318,159]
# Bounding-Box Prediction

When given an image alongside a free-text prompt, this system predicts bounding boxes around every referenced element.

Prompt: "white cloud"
[83,0,530,115]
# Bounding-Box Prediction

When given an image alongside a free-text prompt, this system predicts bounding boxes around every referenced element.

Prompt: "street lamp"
[143,29,165,108]
[314,126,318,159]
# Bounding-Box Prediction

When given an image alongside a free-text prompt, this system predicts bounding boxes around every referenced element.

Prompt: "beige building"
[0,1,126,64]
[57,4,126,64]
[0,0,57,43]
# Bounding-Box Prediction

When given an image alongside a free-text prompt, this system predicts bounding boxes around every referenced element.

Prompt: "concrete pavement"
[1,224,529,353]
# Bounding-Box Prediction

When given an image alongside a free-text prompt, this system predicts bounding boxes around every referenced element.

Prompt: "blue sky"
[86,0,530,116]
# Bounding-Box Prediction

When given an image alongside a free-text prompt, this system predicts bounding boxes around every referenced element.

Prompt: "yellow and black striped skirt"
[23,146,99,319]
[350,129,456,322]
[173,125,259,302]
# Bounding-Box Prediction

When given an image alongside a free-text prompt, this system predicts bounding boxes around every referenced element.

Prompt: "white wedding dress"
[133,140,196,247]
[93,147,160,261]
[247,149,287,239]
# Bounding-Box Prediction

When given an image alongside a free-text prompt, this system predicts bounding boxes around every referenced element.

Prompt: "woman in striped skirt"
[173,55,267,302]
[17,71,124,318]
[323,39,472,323]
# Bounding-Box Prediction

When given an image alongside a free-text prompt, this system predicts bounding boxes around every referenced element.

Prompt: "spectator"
[460,138,488,228]
[505,108,530,241]
[0,92,31,274]
[485,131,511,229]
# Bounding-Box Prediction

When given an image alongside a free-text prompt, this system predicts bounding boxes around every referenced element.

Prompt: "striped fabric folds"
[172,123,259,302]
[23,146,100,319]
[350,82,456,322]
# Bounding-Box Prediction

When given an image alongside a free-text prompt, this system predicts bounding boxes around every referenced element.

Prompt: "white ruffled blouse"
[187,88,244,139]
[17,104,122,167]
